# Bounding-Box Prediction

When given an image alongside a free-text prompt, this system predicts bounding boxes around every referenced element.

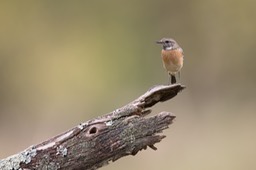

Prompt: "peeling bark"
[0,84,185,170]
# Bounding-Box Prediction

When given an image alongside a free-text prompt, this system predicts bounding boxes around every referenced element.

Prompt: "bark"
[0,84,185,170]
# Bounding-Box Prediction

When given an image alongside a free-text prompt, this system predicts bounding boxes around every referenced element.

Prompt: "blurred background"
[0,0,256,169]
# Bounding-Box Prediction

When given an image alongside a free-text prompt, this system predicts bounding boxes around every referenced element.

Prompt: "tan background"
[0,1,256,169]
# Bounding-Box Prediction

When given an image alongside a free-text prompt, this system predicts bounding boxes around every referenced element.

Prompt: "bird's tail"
[171,74,176,84]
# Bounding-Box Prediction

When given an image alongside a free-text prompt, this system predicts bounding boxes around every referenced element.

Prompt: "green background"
[0,1,256,169]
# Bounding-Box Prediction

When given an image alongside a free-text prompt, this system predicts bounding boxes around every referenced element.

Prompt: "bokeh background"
[1,1,256,169]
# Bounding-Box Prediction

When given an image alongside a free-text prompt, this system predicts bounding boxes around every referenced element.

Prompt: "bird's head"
[156,38,179,50]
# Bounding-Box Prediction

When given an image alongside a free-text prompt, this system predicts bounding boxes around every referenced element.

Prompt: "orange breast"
[161,48,183,73]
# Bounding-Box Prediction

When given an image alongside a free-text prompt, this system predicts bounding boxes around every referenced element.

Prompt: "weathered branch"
[0,84,185,170]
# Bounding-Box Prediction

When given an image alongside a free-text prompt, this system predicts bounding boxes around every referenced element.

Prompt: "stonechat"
[156,38,184,84]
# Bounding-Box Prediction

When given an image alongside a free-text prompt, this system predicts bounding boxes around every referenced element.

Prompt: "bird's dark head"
[156,38,179,50]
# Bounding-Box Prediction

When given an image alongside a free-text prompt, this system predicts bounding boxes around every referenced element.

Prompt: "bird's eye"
[165,40,169,43]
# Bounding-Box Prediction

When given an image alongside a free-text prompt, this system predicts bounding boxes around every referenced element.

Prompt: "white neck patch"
[165,46,173,50]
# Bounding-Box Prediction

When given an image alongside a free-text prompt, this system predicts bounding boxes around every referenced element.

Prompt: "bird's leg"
[168,73,171,85]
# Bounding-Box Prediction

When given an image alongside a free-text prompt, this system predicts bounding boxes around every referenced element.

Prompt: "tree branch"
[0,84,185,170]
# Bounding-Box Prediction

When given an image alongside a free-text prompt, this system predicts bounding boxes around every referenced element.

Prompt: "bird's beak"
[156,40,164,44]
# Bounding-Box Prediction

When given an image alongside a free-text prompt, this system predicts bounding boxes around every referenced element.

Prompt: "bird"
[156,38,184,84]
